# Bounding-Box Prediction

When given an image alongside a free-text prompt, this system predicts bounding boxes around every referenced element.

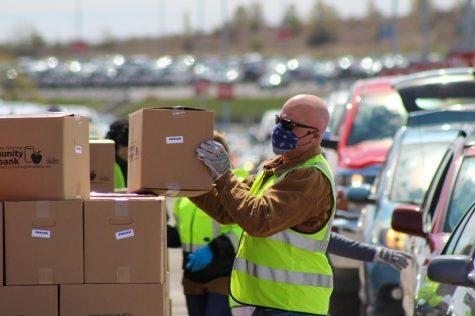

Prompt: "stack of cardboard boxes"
[0,107,213,315]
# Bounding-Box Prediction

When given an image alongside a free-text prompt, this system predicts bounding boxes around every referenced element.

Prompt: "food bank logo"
[0,146,43,165]
[24,146,42,164]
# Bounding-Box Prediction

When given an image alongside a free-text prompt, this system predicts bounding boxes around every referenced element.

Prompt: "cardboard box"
[5,200,83,285]
[84,196,166,283]
[0,285,58,315]
[128,107,214,196]
[61,284,166,316]
[0,202,3,287]
[0,113,90,200]
[90,139,115,193]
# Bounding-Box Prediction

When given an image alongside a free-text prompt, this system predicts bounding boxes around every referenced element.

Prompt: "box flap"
[0,112,86,119]
[90,192,163,201]
[142,106,213,112]
[89,139,115,145]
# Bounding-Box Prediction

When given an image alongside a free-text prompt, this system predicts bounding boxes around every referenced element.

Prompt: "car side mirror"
[428,255,475,288]
[391,204,426,237]
[321,132,339,150]
[346,184,375,204]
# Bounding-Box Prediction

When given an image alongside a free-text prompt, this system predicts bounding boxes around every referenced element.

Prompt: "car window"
[450,209,475,257]
[329,105,347,137]
[444,206,475,256]
[347,92,406,146]
[415,98,475,110]
[423,150,453,225]
[445,157,475,232]
[389,141,451,204]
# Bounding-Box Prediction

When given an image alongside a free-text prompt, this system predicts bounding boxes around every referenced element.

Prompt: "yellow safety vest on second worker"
[173,169,248,253]
[230,154,336,315]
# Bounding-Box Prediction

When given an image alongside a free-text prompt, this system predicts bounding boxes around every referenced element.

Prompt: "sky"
[0,0,459,43]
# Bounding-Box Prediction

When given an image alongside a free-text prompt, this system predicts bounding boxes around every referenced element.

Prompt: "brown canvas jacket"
[190,144,333,237]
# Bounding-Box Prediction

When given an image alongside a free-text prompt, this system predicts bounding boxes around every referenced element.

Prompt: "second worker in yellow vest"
[192,95,336,316]
[169,132,247,316]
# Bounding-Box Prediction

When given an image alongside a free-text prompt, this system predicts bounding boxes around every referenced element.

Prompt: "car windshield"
[389,132,457,204]
[445,157,475,232]
[347,92,406,146]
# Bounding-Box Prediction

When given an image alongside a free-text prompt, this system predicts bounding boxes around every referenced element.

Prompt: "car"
[392,127,475,316]
[388,68,475,315]
[327,76,407,211]
[350,110,467,316]
[422,201,475,315]
[348,68,475,315]
[323,89,350,172]
[323,76,407,315]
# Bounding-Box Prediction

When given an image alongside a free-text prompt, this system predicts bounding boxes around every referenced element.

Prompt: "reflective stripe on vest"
[234,257,333,288]
[226,230,240,251]
[267,230,330,253]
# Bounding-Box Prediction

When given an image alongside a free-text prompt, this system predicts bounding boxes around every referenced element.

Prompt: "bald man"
[191,95,335,315]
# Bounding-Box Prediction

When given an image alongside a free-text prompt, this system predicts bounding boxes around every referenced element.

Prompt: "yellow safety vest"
[173,169,248,253]
[230,154,336,315]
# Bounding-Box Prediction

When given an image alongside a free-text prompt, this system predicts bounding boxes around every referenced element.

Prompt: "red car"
[326,76,406,210]
[324,76,407,314]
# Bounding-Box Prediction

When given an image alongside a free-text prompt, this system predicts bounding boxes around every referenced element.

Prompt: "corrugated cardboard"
[128,107,214,196]
[60,284,166,316]
[0,202,2,287]
[84,195,166,283]
[0,113,90,200]
[5,200,83,285]
[0,285,58,315]
[90,139,115,193]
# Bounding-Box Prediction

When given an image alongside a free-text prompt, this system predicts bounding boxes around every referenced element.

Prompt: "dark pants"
[186,293,232,316]
[253,307,322,316]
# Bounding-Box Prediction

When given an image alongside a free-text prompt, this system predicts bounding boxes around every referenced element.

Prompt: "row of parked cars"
[0,100,114,139]
[321,68,475,315]
[1,53,443,89]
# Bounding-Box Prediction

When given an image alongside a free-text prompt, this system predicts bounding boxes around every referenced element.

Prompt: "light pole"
[220,0,231,126]
[466,0,474,50]
[158,0,166,55]
[391,0,398,56]
[422,0,430,61]
[75,0,83,42]
[197,0,206,108]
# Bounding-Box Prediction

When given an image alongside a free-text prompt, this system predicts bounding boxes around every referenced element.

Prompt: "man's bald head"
[280,94,330,143]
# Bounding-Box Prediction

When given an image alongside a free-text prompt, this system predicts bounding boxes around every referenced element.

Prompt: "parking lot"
[2,1,475,315]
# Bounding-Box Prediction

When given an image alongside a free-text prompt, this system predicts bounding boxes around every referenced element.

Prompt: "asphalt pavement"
[169,248,188,316]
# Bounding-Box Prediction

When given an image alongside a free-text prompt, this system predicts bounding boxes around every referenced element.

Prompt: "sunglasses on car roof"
[275,114,319,132]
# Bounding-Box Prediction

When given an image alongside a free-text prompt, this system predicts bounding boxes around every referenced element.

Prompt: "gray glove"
[196,141,231,181]
[374,247,413,270]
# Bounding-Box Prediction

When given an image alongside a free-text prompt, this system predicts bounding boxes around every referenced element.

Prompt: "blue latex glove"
[185,246,214,272]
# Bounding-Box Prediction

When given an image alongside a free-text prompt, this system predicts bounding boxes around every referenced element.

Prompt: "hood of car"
[339,139,393,169]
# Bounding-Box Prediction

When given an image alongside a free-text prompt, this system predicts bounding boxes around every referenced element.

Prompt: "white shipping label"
[75,145,82,154]
[165,136,184,144]
[115,229,135,240]
[32,229,51,239]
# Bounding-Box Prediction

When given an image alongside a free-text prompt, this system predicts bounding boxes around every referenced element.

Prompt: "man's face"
[279,109,318,147]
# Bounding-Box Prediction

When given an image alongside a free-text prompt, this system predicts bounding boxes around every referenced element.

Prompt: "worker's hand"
[185,246,214,272]
[374,247,413,270]
[196,141,231,181]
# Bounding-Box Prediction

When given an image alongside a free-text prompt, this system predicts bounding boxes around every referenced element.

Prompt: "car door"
[415,206,475,316]
[445,208,475,316]
[402,147,455,315]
